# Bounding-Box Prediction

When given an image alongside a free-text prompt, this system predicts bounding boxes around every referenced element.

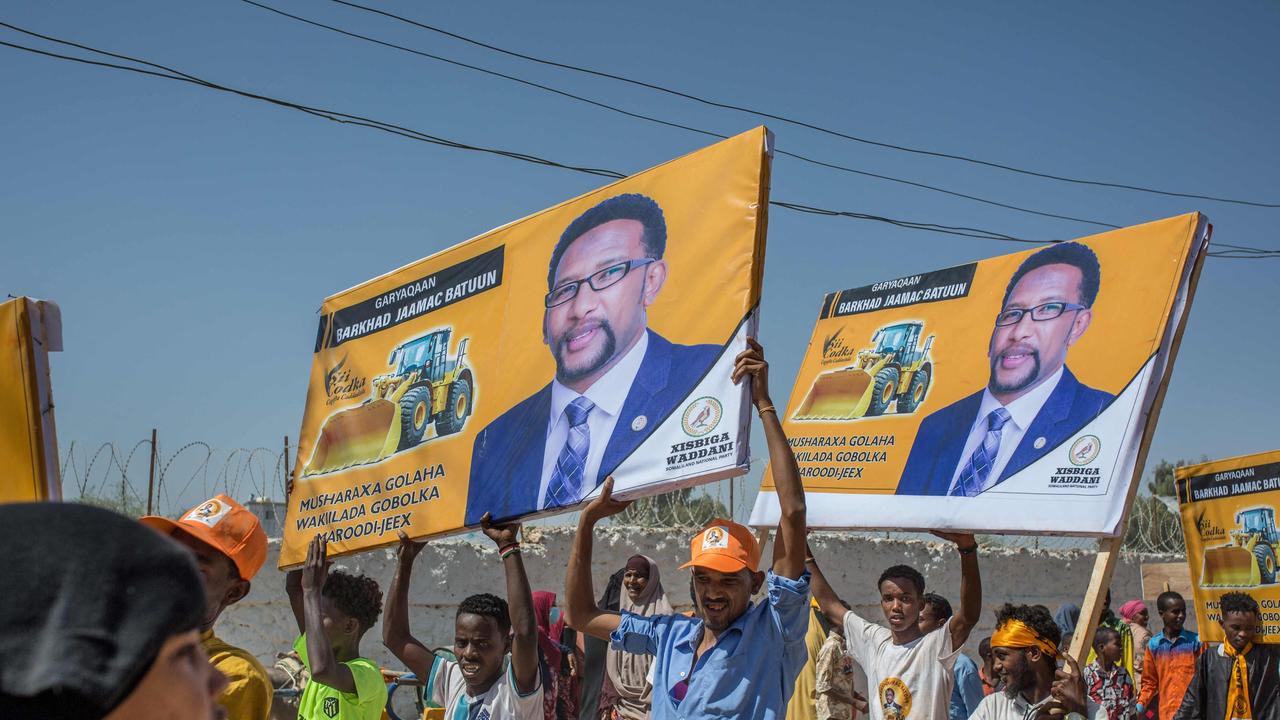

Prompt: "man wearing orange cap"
[564,338,812,720]
[142,494,272,720]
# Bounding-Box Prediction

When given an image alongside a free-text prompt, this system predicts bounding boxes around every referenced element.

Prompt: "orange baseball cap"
[679,518,760,574]
[141,494,268,581]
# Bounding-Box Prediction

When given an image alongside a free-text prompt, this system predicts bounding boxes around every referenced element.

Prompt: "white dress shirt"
[538,332,649,509]
[948,366,1064,494]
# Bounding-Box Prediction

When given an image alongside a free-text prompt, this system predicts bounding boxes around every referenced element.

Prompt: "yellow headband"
[991,619,1059,658]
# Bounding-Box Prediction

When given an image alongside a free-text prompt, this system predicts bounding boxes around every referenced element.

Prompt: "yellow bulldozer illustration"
[793,321,934,421]
[1200,507,1280,587]
[302,329,474,477]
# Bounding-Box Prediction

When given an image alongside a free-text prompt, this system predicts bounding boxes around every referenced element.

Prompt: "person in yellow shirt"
[143,494,272,720]
[787,600,827,720]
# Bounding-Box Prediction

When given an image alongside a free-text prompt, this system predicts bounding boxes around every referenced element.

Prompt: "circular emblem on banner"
[877,677,912,720]
[681,397,722,437]
[1070,435,1102,466]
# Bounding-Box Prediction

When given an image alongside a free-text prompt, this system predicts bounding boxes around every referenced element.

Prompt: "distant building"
[245,495,287,538]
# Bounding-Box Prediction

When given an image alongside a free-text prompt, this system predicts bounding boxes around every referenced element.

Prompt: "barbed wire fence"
[62,437,292,517]
[59,436,1189,559]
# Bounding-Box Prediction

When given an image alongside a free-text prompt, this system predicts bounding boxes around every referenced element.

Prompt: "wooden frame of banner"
[755,528,771,559]
[1066,219,1210,663]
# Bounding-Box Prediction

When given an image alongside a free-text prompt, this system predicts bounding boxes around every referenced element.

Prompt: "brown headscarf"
[606,555,673,720]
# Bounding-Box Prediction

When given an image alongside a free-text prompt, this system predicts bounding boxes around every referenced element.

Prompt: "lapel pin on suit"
[1033,436,1047,450]
[631,415,648,431]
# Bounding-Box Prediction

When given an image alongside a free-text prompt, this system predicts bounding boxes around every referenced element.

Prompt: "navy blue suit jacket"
[465,330,720,525]
[896,366,1113,496]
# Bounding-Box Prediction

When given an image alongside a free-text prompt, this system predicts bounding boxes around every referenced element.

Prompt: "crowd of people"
[0,341,1275,720]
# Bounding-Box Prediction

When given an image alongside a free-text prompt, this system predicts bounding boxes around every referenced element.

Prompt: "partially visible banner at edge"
[0,296,63,503]
[1178,450,1280,643]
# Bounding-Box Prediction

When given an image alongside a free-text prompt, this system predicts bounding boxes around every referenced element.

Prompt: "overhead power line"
[0,26,624,179]
[0,23,1274,260]
[324,0,1280,210]
[238,0,1117,231]
[0,27,1014,243]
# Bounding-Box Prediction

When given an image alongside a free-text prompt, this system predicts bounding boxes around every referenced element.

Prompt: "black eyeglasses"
[995,301,1087,327]
[545,258,656,308]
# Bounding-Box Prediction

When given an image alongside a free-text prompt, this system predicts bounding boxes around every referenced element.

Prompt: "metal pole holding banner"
[146,427,157,516]
[1067,224,1209,663]
[283,435,292,499]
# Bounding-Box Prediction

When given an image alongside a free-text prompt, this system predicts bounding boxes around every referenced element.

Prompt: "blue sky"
[4,1,1278,513]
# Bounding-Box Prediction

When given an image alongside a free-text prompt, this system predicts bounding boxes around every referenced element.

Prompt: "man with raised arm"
[807,529,982,720]
[564,337,811,720]
[383,515,541,720]
[285,536,388,720]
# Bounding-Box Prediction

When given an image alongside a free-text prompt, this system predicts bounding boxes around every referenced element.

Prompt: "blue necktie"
[545,397,595,509]
[950,407,1012,497]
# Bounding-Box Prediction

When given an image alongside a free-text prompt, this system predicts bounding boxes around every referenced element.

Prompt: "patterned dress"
[1083,661,1134,720]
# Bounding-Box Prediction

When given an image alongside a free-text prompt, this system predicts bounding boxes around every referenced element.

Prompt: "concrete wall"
[220,527,1181,677]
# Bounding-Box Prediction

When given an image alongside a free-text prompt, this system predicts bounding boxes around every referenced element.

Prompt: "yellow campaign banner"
[751,214,1208,535]
[1177,450,1280,643]
[282,128,771,566]
[0,296,63,503]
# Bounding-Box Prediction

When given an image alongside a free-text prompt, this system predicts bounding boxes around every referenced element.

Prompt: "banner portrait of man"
[753,213,1205,536]
[465,193,719,523]
[285,127,768,564]
[897,242,1114,496]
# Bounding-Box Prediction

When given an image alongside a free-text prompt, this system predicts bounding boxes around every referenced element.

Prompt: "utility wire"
[0,25,626,179]
[0,29,1019,243]
[770,202,1035,243]
[238,0,1118,231]
[0,24,1274,259]
[325,0,1280,210]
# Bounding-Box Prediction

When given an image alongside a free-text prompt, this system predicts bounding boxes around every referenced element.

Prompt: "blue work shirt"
[610,570,811,720]
[949,652,984,720]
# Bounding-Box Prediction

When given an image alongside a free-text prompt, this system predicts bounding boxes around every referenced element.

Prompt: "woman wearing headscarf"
[1119,599,1151,690]
[533,591,580,720]
[604,555,672,720]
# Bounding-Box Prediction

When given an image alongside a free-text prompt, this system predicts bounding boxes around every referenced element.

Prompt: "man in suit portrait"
[465,193,719,524]
[897,242,1114,497]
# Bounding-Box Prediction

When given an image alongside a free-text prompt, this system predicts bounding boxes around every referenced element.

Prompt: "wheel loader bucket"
[1200,545,1262,588]
[792,367,875,420]
[302,399,400,477]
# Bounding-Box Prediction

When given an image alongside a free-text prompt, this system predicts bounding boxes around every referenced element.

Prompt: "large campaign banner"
[751,214,1208,535]
[1177,451,1280,643]
[282,128,771,566]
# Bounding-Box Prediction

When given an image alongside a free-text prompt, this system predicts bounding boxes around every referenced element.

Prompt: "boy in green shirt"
[287,535,389,720]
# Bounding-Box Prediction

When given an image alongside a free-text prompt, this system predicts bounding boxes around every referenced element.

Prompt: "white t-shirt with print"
[842,611,960,720]
[425,654,542,720]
